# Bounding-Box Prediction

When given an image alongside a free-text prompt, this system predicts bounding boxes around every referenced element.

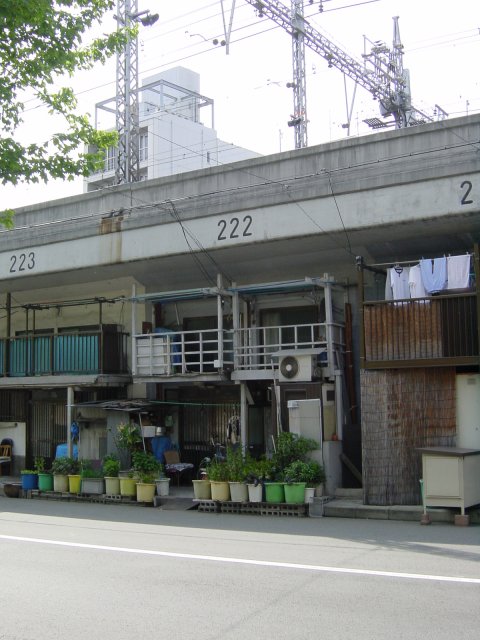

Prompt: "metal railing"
[233,322,342,371]
[134,329,234,376]
[133,322,344,377]
[362,293,478,367]
[1,327,129,377]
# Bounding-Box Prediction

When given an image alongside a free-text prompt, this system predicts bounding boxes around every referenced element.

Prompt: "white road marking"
[1,534,479,584]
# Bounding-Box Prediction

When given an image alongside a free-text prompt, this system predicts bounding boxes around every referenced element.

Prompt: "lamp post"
[115,0,158,184]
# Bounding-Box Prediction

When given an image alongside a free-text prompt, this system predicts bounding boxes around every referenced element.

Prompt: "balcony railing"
[233,322,343,371]
[134,329,234,376]
[362,293,478,368]
[133,323,344,378]
[0,327,129,377]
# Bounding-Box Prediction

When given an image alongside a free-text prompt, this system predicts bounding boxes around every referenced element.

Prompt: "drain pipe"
[67,386,74,457]
[240,382,247,454]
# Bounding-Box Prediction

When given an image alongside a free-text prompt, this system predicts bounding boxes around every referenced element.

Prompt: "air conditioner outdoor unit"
[278,354,321,382]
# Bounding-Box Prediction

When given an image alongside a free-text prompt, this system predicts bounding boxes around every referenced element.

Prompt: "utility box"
[419,446,480,516]
[287,399,323,466]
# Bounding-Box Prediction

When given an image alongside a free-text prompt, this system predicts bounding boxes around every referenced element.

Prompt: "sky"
[3,0,479,210]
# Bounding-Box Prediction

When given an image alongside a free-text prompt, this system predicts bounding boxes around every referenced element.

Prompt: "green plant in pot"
[132,451,161,503]
[283,460,325,486]
[102,454,120,478]
[20,468,38,491]
[80,459,104,495]
[51,456,79,493]
[80,460,104,479]
[283,459,326,504]
[206,459,230,501]
[206,460,229,482]
[34,456,45,473]
[245,457,275,484]
[114,421,143,472]
[132,451,162,482]
[66,457,81,494]
[102,454,121,496]
[272,432,319,471]
[225,446,249,502]
[225,446,248,482]
[51,456,78,476]
[35,456,53,492]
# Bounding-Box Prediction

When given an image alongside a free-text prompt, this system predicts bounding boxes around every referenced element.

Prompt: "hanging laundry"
[447,254,470,290]
[420,257,447,294]
[389,266,410,300]
[385,273,393,300]
[408,264,427,299]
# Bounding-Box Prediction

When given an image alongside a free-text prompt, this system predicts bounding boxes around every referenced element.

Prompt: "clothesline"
[370,252,472,269]
[385,254,472,300]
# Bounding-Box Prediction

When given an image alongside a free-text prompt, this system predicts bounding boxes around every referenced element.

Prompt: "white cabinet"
[419,447,480,515]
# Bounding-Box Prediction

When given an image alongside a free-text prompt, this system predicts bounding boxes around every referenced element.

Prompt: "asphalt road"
[0,498,479,640]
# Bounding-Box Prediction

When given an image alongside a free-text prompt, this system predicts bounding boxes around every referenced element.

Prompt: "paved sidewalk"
[2,476,479,524]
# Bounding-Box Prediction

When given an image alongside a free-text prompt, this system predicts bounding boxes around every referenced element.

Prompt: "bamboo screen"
[364,300,443,361]
[361,368,456,505]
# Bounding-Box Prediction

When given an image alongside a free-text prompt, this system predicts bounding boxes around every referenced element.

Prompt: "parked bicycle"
[197,439,226,479]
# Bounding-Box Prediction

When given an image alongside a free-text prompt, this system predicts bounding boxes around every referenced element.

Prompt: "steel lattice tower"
[291,0,308,148]
[115,0,140,184]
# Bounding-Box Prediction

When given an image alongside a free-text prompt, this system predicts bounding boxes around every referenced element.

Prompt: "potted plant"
[20,468,38,491]
[35,456,53,492]
[115,422,143,472]
[192,476,212,500]
[51,456,73,492]
[264,433,320,503]
[132,451,162,503]
[206,459,230,501]
[80,460,105,495]
[225,447,248,502]
[283,460,326,504]
[66,457,81,494]
[119,470,137,498]
[245,457,274,502]
[154,466,170,497]
[271,432,319,470]
[102,454,121,496]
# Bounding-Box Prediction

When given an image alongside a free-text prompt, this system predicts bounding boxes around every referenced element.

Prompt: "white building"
[84,67,260,191]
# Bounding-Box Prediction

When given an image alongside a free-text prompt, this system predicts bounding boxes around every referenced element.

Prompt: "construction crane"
[115,0,158,184]
[245,0,431,148]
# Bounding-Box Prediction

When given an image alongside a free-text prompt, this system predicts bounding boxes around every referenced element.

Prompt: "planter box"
[81,477,105,495]
[247,483,263,502]
[284,482,306,504]
[264,482,285,503]
[119,476,136,497]
[104,477,120,495]
[229,482,248,502]
[68,474,81,494]
[192,479,211,500]
[155,478,170,496]
[53,474,69,492]
[21,473,38,491]
[38,473,54,492]
[136,482,156,503]
[210,480,230,501]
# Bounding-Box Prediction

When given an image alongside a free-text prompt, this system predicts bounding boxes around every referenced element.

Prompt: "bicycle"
[197,439,226,479]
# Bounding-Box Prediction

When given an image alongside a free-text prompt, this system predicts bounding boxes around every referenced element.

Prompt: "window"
[105,146,116,172]
[139,132,148,162]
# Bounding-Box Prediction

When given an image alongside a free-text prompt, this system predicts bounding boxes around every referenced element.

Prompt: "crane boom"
[246,0,430,141]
